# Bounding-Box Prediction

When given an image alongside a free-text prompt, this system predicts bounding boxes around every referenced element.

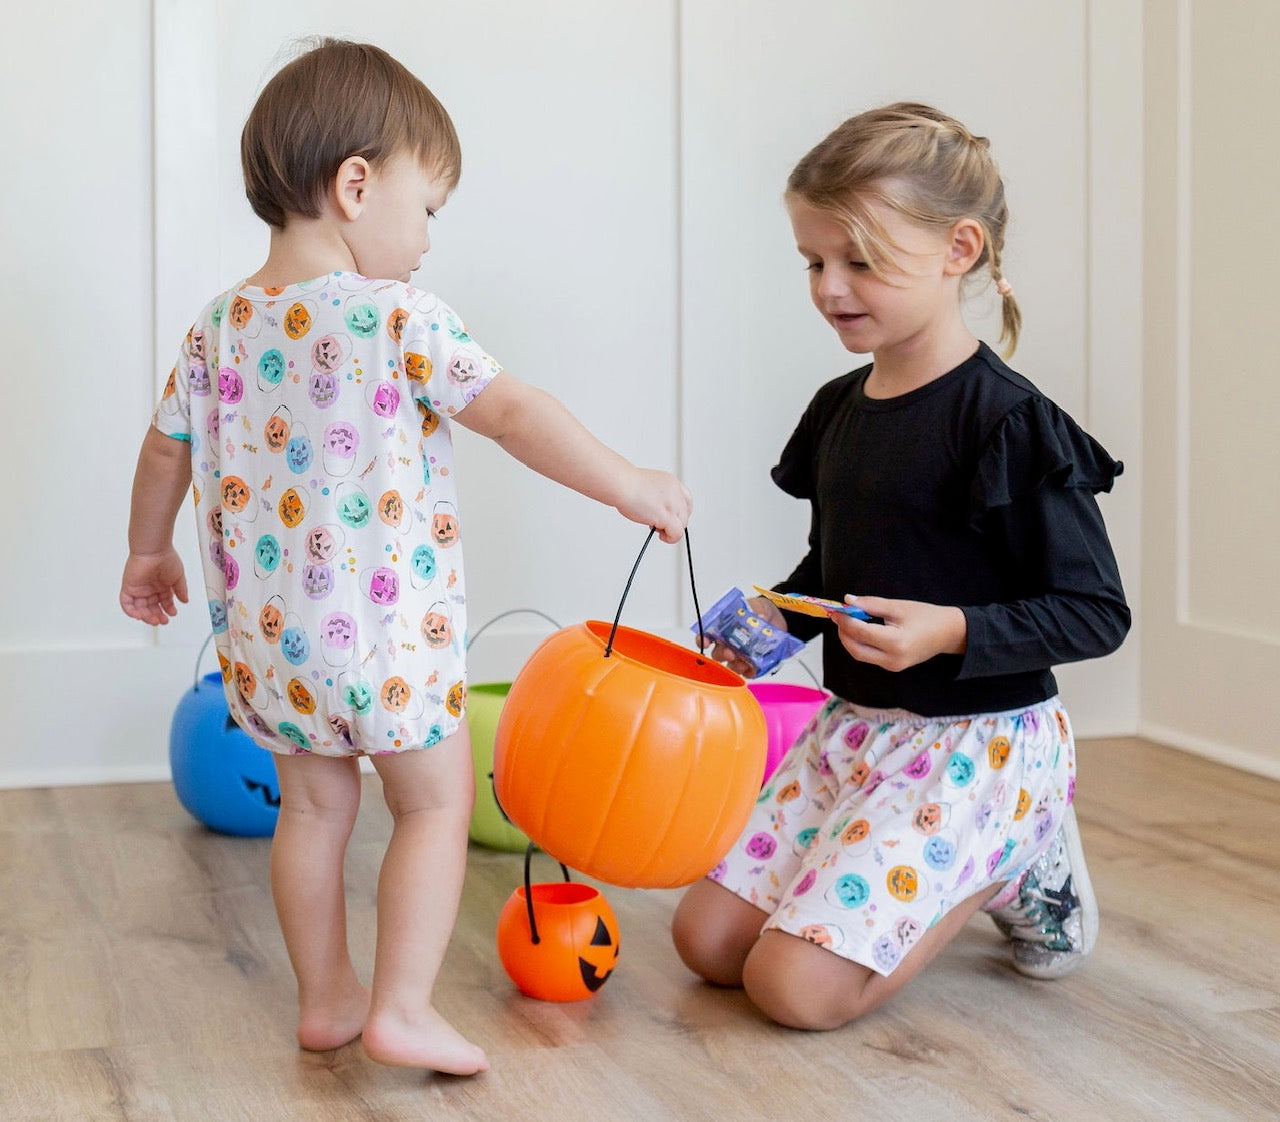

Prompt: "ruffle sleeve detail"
[970,397,1123,525]
[771,416,815,499]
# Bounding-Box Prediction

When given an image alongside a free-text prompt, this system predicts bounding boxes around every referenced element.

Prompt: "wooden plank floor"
[2,737,1278,1121]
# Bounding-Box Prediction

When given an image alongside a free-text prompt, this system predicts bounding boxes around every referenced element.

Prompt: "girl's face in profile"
[787,196,956,359]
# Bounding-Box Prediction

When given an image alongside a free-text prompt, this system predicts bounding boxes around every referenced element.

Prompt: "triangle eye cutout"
[589,917,613,947]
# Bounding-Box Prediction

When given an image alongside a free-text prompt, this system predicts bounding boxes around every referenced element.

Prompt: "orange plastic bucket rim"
[581,619,745,689]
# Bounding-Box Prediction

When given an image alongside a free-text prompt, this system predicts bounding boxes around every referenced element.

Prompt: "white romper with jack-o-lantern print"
[153,272,499,756]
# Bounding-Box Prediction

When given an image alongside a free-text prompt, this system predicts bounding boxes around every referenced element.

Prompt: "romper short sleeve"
[968,396,1123,528]
[152,323,206,442]
[401,294,502,421]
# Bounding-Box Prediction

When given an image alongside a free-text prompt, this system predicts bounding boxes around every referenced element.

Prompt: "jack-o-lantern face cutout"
[283,302,312,339]
[445,680,465,718]
[387,307,409,344]
[496,878,621,1002]
[287,678,316,715]
[278,488,306,528]
[381,676,411,713]
[404,351,431,383]
[421,605,453,649]
[258,599,284,643]
[886,864,919,902]
[431,503,460,547]
[221,476,251,513]
[987,736,1011,769]
[228,295,254,331]
[328,714,354,749]
[418,402,440,438]
[579,914,620,994]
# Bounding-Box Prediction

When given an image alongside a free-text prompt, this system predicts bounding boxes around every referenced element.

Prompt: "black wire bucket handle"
[522,842,573,945]
[604,528,705,658]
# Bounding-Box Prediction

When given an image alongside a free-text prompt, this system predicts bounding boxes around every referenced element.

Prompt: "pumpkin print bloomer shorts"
[709,695,1076,976]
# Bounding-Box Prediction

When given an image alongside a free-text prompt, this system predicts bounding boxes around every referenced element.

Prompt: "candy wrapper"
[692,587,805,676]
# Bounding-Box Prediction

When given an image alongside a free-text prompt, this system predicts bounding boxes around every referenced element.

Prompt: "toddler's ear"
[333,155,372,221]
[945,218,985,275]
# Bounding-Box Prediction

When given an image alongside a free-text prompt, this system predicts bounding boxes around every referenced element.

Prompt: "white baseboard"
[1139,721,1280,782]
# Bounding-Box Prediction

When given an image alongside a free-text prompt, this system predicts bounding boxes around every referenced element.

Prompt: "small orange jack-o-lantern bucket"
[496,845,620,1002]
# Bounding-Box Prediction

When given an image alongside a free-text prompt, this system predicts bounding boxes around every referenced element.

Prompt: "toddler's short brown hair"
[241,38,461,229]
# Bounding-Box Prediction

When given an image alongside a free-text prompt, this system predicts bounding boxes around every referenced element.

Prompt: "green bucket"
[466,681,528,851]
[466,610,561,852]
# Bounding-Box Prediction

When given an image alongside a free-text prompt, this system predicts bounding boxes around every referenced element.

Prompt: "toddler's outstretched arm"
[120,426,192,625]
[454,372,692,542]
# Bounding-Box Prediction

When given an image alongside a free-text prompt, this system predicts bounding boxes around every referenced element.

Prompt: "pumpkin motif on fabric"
[283,301,313,339]
[886,864,920,902]
[278,488,306,528]
[381,676,412,713]
[287,678,316,715]
[445,680,466,719]
[987,735,1011,769]
[404,351,432,383]
[256,591,284,644]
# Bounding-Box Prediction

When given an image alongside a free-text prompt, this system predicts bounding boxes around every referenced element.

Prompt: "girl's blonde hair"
[787,101,1021,355]
[241,38,461,230]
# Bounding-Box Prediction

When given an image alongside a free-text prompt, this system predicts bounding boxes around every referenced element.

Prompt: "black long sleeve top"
[771,342,1130,717]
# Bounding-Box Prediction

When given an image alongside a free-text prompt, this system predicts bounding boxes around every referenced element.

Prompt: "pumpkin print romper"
[153,272,499,757]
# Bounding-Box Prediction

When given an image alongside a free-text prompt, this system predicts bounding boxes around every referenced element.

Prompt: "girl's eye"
[805,261,823,273]
[850,261,870,271]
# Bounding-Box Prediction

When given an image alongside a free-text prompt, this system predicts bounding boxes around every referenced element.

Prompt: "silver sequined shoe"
[986,806,1099,979]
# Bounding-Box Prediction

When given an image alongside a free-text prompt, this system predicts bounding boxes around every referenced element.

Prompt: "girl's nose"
[816,268,850,299]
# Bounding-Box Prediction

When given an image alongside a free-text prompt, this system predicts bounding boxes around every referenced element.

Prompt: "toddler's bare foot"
[362,1006,489,1075]
[297,983,372,1051]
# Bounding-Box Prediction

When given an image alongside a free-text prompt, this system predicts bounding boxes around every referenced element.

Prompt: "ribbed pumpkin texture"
[492,621,768,888]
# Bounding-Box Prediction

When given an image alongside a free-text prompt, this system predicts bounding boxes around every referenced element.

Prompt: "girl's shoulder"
[965,345,1123,518]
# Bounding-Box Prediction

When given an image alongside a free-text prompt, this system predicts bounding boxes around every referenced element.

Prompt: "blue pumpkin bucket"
[169,636,280,837]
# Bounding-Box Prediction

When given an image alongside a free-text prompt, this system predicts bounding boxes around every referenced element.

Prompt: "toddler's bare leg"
[270,752,370,1050]
[361,726,487,1075]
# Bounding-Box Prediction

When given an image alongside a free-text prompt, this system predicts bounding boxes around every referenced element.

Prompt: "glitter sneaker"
[985,806,1098,979]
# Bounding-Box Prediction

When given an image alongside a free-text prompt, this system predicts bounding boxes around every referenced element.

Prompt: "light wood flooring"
[2,737,1278,1121]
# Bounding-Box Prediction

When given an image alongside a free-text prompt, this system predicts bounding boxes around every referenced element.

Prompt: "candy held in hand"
[753,586,873,621]
[692,587,805,676]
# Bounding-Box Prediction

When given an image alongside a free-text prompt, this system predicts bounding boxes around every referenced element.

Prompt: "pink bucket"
[747,682,829,783]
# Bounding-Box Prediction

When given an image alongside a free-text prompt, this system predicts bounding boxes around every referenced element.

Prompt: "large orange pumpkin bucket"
[496,844,620,1002]
[493,531,768,888]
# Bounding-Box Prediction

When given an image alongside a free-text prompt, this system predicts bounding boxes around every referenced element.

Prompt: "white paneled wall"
[0,1,1143,788]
